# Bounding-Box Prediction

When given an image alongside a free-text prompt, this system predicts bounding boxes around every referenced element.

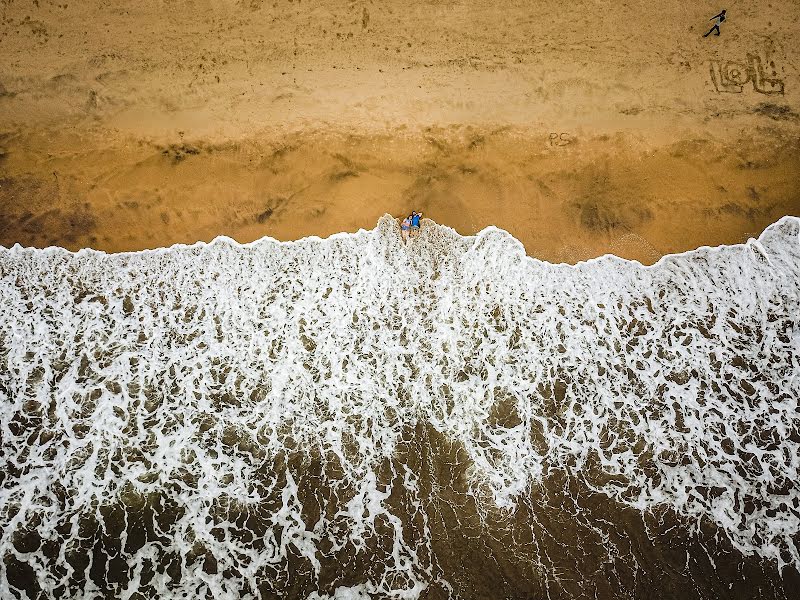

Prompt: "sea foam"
[0,216,798,599]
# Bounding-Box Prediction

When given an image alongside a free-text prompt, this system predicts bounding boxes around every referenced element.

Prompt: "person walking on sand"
[400,214,412,243]
[410,211,422,238]
[704,9,726,37]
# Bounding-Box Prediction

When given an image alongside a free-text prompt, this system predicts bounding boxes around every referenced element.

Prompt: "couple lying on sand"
[400,211,422,243]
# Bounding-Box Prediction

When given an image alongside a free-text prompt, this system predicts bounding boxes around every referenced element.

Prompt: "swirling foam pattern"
[1,216,799,599]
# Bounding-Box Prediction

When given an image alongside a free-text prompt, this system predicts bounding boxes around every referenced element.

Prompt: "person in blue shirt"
[410,211,422,237]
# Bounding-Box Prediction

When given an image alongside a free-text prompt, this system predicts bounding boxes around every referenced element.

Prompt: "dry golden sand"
[1,0,799,263]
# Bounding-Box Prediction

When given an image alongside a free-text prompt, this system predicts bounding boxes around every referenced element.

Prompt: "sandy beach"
[1,0,799,262]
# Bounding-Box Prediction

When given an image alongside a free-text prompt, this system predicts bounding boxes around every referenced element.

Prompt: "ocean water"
[0,215,799,600]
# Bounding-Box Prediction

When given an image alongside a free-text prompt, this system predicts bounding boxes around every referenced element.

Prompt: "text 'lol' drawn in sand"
[709,53,784,95]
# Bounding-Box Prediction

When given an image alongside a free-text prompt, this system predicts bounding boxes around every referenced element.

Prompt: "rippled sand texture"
[1,0,800,260]
[1,217,799,599]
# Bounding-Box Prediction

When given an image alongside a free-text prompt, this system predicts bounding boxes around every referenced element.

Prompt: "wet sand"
[1,0,798,262]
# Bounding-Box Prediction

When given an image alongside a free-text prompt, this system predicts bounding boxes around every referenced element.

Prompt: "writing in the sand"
[548,132,573,147]
[709,54,784,95]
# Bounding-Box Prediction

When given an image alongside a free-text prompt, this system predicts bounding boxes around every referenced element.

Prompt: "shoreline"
[3,214,797,274]
[2,125,798,264]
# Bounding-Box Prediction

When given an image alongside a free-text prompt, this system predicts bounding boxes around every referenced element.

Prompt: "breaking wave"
[1,215,799,599]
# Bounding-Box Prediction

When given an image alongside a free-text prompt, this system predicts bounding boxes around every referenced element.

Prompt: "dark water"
[1,216,799,599]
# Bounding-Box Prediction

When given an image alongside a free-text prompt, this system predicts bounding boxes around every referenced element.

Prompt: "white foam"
[0,215,798,598]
